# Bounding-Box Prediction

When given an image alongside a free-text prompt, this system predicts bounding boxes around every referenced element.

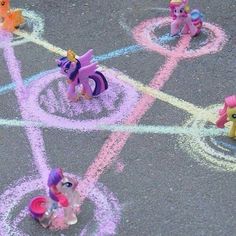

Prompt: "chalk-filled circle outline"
[0,175,121,235]
[178,104,236,172]
[26,68,139,131]
[132,17,227,58]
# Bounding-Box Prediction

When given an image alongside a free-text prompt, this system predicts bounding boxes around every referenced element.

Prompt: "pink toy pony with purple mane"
[29,168,81,228]
[216,95,236,138]
[169,0,203,37]
[56,49,108,102]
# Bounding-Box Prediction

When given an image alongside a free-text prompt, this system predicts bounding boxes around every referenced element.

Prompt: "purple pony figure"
[169,0,203,37]
[56,49,108,102]
[29,168,80,228]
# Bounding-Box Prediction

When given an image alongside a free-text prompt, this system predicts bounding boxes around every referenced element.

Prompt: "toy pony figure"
[0,0,24,32]
[56,49,108,102]
[29,168,81,228]
[169,0,203,37]
[216,95,236,138]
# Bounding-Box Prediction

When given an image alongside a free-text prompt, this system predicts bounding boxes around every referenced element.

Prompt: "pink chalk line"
[79,17,227,203]
[0,16,227,233]
[0,30,122,234]
[1,30,50,187]
[79,36,191,200]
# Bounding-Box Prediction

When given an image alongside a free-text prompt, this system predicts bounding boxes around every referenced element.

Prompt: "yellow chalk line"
[14,30,217,124]
[14,30,66,56]
[107,68,217,123]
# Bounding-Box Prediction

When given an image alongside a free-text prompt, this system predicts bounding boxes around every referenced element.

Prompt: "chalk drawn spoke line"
[77,18,227,204]
[0,117,225,136]
[0,24,122,234]
[0,13,230,235]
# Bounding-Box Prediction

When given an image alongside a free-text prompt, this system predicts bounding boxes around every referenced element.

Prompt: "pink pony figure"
[56,49,108,102]
[216,95,236,138]
[29,168,81,228]
[169,0,203,37]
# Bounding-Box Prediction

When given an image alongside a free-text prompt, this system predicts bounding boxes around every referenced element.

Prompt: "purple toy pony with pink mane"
[216,95,236,138]
[169,0,203,37]
[56,49,108,102]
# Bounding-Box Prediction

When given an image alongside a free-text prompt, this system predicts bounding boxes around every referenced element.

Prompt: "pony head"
[56,49,81,82]
[216,95,236,128]
[169,0,190,19]
[0,0,10,17]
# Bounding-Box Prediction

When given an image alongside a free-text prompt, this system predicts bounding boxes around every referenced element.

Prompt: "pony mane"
[47,168,63,187]
[69,60,81,81]
[216,95,236,128]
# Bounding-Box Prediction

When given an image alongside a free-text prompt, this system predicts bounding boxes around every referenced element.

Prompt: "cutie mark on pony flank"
[56,49,108,102]
[169,0,203,37]
[216,95,236,138]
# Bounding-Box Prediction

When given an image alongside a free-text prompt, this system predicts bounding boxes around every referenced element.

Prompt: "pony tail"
[89,71,108,96]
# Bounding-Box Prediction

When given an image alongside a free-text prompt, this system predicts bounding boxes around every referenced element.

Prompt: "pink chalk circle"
[132,17,227,59]
[0,176,121,235]
[26,68,139,131]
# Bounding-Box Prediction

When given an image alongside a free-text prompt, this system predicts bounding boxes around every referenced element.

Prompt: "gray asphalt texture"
[0,0,236,235]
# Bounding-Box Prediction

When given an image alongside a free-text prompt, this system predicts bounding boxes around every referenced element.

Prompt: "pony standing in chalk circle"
[169,0,203,37]
[216,95,236,138]
[0,0,24,32]
[56,49,108,102]
[29,168,81,228]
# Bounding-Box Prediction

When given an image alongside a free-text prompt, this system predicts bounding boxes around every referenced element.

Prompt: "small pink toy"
[169,0,203,37]
[29,168,81,228]
[216,95,236,138]
[56,49,108,102]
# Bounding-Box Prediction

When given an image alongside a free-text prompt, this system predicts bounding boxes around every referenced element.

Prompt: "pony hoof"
[68,96,80,102]
[84,94,92,100]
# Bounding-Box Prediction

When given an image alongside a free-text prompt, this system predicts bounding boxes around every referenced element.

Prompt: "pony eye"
[62,182,73,188]
[180,9,183,13]
[1,1,5,6]
[232,114,236,119]
[64,69,68,73]
[174,9,177,12]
